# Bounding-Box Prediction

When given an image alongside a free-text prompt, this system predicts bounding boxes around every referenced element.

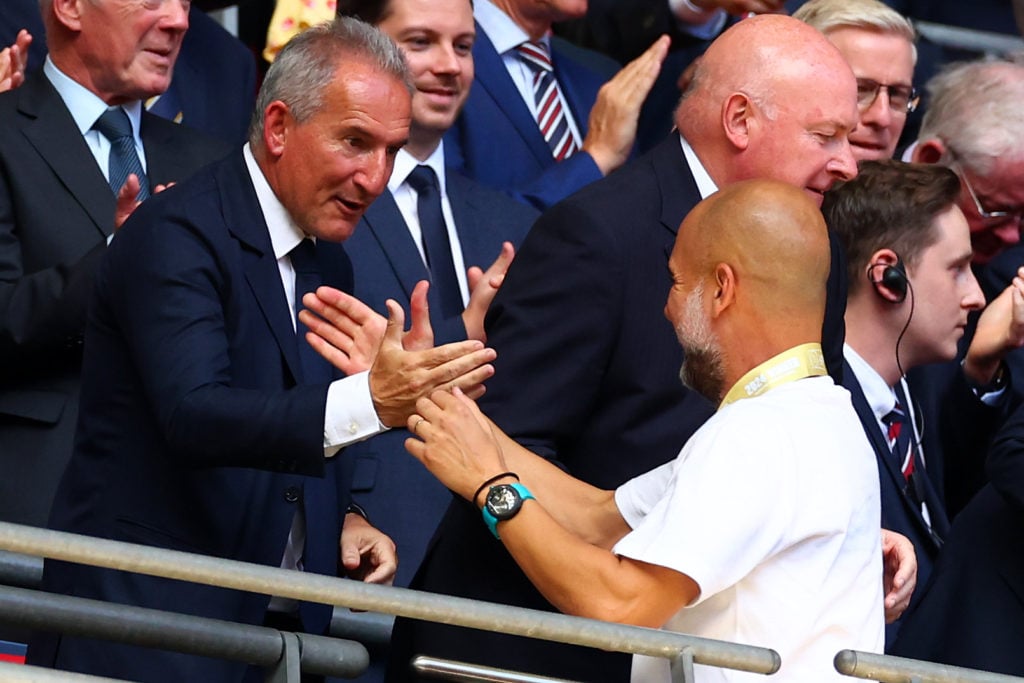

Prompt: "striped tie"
[516,41,578,161]
[92,107,151,202]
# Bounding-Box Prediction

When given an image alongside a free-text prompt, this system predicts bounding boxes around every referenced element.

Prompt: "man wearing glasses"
[907,58,1024,270]
[795,0,918,162]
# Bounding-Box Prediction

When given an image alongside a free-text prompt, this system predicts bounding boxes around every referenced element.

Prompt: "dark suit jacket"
[341,170,536,588]
[27,152,352,681]
[842,362,949,647]
[443,25,618,212]
[0,71,229,530]
[389,135,849,682]
[893,399,1024,674]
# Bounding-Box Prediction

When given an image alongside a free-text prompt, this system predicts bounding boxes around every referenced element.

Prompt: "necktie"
[883,396,930,525]
[516,41,579,161]
[92,107,151,201]
[289,238,332,384]
[406,166,463,319]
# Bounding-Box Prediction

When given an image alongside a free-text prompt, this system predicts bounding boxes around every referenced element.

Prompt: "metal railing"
[7,521,1022,683]
[0,584,369,680]
[914,21,1024,57]
[0,521,779,682]
[835,650,1024,683]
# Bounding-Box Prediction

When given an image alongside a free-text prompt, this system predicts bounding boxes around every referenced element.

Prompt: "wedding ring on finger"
[413,417,427,435]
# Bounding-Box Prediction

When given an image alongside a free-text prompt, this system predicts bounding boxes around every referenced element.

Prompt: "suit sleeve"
[986,401,1024,515]
[0,159,108,372]
[478,199,622,462]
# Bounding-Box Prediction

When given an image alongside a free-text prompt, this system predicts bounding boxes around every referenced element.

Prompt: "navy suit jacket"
[443,25,618,211]
[390,135,849,682]
[893,402,1024,674]
[341,170,536,587]
[0,71,229,530]
[841,362,949,647]
[28,153,353,681]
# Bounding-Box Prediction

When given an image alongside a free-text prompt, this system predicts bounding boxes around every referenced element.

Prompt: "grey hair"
[248,16,412,147]
[918,58,1024,175]
[793,0,917,64]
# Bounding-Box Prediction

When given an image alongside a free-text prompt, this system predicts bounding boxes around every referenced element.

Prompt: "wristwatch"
[481,483,535,539]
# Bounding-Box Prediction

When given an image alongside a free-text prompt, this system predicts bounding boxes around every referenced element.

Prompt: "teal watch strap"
[481,483,535,540]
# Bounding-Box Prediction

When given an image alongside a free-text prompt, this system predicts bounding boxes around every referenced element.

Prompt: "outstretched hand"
[369,300,495,427]
[582,35,669,175]
[114,175,173,231]
[0,29,31,93]
[463,242,515,342]
[405,387,508,504]
[964,268,1024,386]
[300,280,434,376]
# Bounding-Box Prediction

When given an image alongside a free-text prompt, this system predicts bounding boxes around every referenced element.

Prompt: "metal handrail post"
[671,648,696,683]
[835,649,1024,682]
[0,522,780,676]
[266,631,302,683]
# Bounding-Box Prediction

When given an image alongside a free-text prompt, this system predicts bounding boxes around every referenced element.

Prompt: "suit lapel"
[17,75,115,238]
[446,172,490,268]
[650,135,700,259]
[216,154,303,384]
[361,190,431,304]
[844,363,943,549]
[472,26,553,167]
[550,38,593,139]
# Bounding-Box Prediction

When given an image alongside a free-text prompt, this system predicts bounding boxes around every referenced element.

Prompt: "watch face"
[485,484,522,520]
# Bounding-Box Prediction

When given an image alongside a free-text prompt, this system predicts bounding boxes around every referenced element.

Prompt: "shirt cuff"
[323,371,386,456]
[669,0,728,40]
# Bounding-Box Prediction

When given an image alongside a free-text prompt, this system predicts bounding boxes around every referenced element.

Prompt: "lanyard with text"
[719,343,827,408]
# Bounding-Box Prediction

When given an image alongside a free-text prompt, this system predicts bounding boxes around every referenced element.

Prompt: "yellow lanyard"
[719,343,828,408]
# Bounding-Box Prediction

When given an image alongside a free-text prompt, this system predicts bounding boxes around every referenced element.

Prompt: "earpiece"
[869,255,908,303]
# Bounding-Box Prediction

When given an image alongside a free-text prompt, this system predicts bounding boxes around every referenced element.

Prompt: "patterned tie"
[289,238,332,384]
[92,107,151,201]
[406,166,464,319]
[883,401,915,482]
[516,41,579,161]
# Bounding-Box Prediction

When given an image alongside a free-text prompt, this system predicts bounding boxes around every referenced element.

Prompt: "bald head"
[678,15,859,202]
[666,179,831,401]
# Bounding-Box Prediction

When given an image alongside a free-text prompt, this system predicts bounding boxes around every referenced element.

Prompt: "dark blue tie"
[406,165,463,319]
[93,107,150,202]
[289,238,332,384]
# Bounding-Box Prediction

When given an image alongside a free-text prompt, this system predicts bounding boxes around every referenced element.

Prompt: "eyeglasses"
[856,78,919,114]
[953,162,1024,224]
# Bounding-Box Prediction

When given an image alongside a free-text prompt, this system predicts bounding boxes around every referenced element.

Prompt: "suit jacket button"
[284,486,300,503]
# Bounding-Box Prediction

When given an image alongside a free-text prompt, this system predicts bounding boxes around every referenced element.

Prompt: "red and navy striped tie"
[516,41,578,161]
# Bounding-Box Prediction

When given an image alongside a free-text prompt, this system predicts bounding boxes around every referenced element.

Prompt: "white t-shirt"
[614,377,884,682]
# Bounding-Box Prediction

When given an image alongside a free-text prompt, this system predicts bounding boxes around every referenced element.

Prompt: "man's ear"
[710,263,736,318]
[866,248,907,303]
[51,0,85,32]
[911,138,946,165]
[722,93,754,151]
[262,101,291,158]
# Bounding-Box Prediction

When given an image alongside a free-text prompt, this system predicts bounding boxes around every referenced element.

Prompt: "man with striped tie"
[0,0,230,531]
[444,0,670,210]
[825,159,1024,646]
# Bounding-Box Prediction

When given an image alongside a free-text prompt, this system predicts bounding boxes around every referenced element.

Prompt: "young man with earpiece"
[823,159,1024,647]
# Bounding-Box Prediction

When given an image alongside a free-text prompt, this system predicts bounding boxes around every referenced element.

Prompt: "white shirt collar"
[679,134,718,200]
[844,344,900,421]
[243,143,307,260]
[44,56,143,141]
[389,144,448,196]
[475,0,541,55]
